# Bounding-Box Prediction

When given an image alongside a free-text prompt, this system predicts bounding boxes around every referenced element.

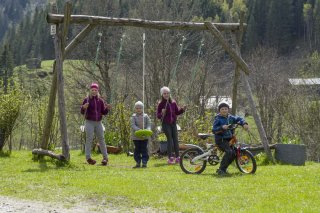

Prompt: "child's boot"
[175,156,180,164]
[87,158,96,165]
[167,157,175,165]
[133,163,141,169]
[101,157,108,166]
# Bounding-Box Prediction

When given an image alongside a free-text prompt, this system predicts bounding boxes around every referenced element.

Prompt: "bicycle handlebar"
[227,124,238,130]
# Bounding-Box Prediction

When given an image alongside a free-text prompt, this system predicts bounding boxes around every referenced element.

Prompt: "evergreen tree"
[245,10,259,50]
[313,0,320,48]
[244,0,268,51]
[292,0,305,40]
[0,45,14,93]
[266,0,295,54]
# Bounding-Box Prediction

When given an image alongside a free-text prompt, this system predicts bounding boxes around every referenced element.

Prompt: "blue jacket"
[212,114,247,140]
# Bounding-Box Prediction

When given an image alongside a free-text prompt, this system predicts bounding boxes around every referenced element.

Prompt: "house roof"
[289,78,320,85]
[200,96,232,109]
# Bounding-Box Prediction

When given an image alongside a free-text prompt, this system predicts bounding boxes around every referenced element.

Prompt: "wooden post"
[38,4,95,160]
[54,28,69,160]
[205,19,274,162]
[53,2,72,160]
[229,15,274,163]
[40,61,57,149]
[40,7,93,152]
[243,75,275,163]
[61,2,72,50]
[40,2,58,150]
[231,12,245,115]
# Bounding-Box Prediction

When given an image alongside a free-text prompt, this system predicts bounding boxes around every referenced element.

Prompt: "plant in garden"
[105,102,131,152]
[0,88,24,151]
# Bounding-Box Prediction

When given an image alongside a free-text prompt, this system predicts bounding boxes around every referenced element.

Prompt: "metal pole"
[142,33,146,129]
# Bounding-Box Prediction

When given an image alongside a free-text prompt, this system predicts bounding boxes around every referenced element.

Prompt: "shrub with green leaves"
[0,89,24,151]
[105,103,131,152]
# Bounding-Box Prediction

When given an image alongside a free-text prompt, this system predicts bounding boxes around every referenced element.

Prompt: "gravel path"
[0,196,158,213]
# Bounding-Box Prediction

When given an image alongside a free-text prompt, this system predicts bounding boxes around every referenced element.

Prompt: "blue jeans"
[133,140,149,165]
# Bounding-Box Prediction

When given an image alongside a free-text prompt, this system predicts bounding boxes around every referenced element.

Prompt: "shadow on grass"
[0,150,12,158]
[23,157,74,173]
[153,162,169,167]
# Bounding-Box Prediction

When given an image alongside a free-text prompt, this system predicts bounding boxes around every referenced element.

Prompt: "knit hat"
[160,86,170,96]
[90,83,99,90]
[218,101,230,111]
[134,101,144,108]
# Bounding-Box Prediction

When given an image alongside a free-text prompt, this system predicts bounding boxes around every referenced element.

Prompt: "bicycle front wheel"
[235,150,257,174]
[180,148,207,174]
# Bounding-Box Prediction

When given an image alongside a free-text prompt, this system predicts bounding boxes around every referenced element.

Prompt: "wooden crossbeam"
[47,14,245,31]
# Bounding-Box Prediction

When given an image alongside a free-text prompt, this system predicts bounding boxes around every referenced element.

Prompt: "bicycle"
[179,124,257,174]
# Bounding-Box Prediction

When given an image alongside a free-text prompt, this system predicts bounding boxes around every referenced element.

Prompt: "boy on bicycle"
[212,101,249,176]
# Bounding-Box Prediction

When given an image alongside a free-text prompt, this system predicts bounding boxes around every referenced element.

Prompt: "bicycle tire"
[235,149,257,174]
[180,148,207,174]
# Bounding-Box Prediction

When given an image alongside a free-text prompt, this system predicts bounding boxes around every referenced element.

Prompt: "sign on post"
[50,25,57,35]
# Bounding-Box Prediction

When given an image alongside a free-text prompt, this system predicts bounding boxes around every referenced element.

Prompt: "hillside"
[0,0,48,42]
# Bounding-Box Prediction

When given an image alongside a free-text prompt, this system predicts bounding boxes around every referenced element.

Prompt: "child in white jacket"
[131,101,151,168]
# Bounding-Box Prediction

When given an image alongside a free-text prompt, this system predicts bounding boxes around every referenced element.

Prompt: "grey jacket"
[131,113,151,140]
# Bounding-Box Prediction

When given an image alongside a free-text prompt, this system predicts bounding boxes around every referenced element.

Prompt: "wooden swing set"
[32,1,275,163]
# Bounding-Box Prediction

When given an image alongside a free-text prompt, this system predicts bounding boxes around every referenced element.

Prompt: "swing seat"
[135,129,153,138]
[80,124,106,132]
[156,124,181,133]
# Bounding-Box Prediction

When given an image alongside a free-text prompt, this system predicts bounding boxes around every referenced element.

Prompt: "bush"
[0,89,24,151]
[105,103,131,152]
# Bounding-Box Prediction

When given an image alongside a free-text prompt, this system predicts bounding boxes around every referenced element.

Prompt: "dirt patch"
[0,196,159,212]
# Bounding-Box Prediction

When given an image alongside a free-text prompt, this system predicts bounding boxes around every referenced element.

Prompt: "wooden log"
[204,22,249,75]
[64,24,95,57]
[32,149,65,161]
[47,14,245,32]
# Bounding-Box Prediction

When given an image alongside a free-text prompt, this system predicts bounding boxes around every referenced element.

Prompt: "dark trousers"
[216,138,236,172]
[162,122,179,158]
[133,140,149,165]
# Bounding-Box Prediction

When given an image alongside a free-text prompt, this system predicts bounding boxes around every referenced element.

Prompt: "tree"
[304,3,314,50]
[247,47,289,143]
[313,0,320,48]
[266,0,295,54]
[0,45,14,93]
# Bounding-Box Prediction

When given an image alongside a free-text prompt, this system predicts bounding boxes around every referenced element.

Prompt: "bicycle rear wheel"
[180,148,207,174]
[235,150,257,174]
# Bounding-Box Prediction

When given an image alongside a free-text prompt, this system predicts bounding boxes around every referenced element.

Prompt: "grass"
[0,151,319,212]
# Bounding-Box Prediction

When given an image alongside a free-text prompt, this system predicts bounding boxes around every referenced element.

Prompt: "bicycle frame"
[180,125,257,174]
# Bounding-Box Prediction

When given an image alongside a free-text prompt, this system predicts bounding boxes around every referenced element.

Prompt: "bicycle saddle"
[198,133,214,140]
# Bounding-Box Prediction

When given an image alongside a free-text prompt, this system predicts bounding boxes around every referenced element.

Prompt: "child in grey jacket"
[131,101,152,168]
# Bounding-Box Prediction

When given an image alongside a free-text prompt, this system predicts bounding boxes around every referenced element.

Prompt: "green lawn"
[0,151,319,212]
